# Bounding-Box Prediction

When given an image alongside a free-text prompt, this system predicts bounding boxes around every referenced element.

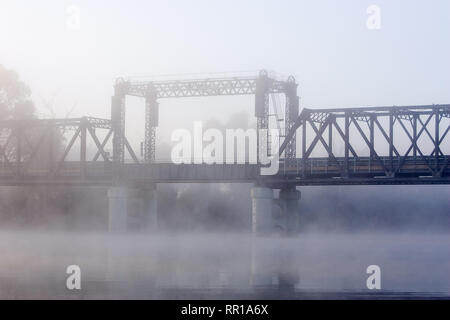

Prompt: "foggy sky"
[0,0,448,125]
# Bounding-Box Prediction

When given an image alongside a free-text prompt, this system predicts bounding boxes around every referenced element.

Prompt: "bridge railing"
[0,156,448,185]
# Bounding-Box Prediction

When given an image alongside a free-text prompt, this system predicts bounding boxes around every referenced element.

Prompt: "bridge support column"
[250,187,274,287]
[108,187,129,232]
[107,185,158,293]
[250,186,301,289]
[277,188,301,290]
[107,185,158,232]
[140,185,158,231]
[251,187,274,236]
[279,188,301,235]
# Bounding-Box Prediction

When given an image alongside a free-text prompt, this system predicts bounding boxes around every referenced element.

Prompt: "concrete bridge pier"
[251,187,275,236]
[107,184,158,232]
[278,188,301,236]
[107,184,158,292]
[140,185,158,232]
[250,187,274,287]
[276,188,301,291]
[250,186,300,289]
[107,186,128,233]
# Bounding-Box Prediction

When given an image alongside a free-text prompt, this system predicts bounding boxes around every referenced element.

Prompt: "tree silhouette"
[0,64,35,120]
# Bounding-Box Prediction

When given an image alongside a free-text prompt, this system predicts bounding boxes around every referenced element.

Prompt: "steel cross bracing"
[0,117,119,183]
[278,104,450,180]
[111,70,299,165]
[0,104,449,186]
[123,76,286,98]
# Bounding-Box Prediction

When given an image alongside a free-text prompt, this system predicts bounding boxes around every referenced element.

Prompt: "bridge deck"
[0,156,448,187]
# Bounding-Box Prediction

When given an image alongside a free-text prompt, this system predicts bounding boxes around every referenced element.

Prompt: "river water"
[0,231,448,299]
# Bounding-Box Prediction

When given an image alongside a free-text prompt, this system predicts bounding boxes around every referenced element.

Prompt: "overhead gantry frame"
[111,70,299,165]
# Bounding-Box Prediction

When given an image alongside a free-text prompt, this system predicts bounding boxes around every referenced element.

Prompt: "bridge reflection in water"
[0,231,449,299]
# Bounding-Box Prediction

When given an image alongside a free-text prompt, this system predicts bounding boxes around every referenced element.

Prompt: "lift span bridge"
[1,70,447,287]
[0,71,449,188]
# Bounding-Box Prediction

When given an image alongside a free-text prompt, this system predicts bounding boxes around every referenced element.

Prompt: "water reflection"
[0,231,449,299]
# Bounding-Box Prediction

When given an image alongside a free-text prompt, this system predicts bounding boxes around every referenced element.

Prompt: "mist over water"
[0,182,449,299]
[0,230,448,299]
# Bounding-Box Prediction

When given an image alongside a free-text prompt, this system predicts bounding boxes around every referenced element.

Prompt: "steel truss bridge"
[0,71,449,187]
